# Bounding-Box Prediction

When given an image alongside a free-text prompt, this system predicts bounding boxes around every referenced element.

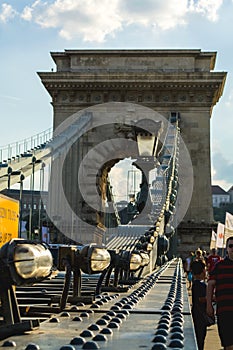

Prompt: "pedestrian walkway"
[187,285,222,350]
[205,323,222,350]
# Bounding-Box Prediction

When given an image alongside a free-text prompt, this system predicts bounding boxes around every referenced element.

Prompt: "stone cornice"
[38,49,226,110]
[38,72,226,90]
[38,71,225,81]
[41,81,223,90]
[38,72,226,107]
[39,75,225,91]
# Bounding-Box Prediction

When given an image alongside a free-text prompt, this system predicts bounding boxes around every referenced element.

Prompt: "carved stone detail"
[44,81,223,107]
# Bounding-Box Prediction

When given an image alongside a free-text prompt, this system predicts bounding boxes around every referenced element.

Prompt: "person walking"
[206,236,233,350]
[202,250,208,265]
[191,260,208,350]
[184,251,194,289]
[207,248,221,274]
[194,248,206,265]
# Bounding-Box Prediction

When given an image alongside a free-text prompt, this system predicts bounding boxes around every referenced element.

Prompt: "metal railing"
[0,128,53,163]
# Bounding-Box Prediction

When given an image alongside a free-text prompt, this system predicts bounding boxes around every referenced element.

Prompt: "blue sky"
[0,0,233,194]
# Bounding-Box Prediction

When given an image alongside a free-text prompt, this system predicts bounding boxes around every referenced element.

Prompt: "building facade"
[212,185,232,208]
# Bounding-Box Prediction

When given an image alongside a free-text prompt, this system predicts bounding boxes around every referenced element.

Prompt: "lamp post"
[7,167,12,192]
[133,119,163,219]
[30,156,37,240]
[19,174,25,238]
[6,167,21,192]
[38,162,46,241]
[34,227,40,241]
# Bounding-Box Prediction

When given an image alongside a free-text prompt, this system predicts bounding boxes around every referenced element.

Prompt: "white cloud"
[21,0,47,22]
[188,0,223,21]
[119,0,188,30]
[21,6,33,21]
[212,152,233,189]
[109,158,141,202]
[109,166,128,202]
[1,0,224,41]
[27,0,122,42]
[0,3,17,23]
[211,163,232,191]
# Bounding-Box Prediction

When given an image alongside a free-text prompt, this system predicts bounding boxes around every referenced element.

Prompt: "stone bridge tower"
[38,49,226,252]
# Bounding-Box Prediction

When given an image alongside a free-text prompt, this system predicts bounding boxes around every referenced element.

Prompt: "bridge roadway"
[0,259,198,350]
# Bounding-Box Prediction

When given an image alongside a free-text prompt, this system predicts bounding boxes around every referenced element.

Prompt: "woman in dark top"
[191,261,207,350]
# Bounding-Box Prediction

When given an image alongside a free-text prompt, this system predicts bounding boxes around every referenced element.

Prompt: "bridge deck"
[0,259,198,349]
[186,288,222,350]
[205,324,222,350]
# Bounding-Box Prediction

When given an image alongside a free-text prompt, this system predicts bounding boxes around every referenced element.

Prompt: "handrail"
[0,128,53,163]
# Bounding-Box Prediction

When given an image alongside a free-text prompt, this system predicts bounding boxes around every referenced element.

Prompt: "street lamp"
[29,157,36,240]
[133,119,163,217]
[7,167,21,193]
[7,167,12,191]
[38,162,46,241]
[135,119,162,157]
[34,227,40,240]
[134,119,162,158]
[29,156,42,240]
[19,174,25,238]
